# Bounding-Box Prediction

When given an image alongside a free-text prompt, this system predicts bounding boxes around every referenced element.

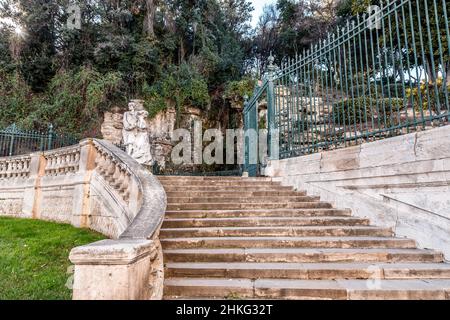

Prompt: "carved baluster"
[73,151,80,172]
[99,153,109,177]
[106,158,116,183]
[95,152,103,174]
[113,166,122,187]
[57,155,63,174]
[10,161,17,178]
[24,159,30,177]
[0,161,5,178]
[121,172,131,202]
[119,169,130,193]
[6,161,11,178]
[66,153,71,173]
[46,156,53,175]
[17,160,23,177]
[3,161,8,178]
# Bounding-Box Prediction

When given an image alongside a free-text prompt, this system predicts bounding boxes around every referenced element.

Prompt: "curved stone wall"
[0,139,167,300]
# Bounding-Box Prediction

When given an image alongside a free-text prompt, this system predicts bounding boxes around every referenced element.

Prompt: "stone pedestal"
[69,239,155,300]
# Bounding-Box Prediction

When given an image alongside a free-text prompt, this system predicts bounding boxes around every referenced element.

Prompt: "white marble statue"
[123,101,138,156]
[122,100,153,166]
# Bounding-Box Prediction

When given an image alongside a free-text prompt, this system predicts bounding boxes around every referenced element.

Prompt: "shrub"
[0,70,33,128]
[406,78,450,114]
[223,78,256,106]
[42,67,124,136]
[0,67,124,136]
[142,63,210,120]
[332,97,404,126]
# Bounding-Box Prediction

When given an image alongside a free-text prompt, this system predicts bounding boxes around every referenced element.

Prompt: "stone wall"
[101,107,204,169]
[0,139,167,300]
[265,125,450,260]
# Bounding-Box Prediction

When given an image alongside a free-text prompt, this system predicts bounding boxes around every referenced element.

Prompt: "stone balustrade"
[44,146,80,176]
[0,155,31,179]
[94,145,132,203]
[0,139,167,300]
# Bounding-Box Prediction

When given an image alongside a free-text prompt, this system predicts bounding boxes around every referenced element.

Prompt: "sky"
[251,0,275,27]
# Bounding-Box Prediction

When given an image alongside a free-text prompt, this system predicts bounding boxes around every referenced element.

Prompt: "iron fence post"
[267,54,277,160]
[243,95,249,175]
[47,124,54,151]
[8,133,14,157]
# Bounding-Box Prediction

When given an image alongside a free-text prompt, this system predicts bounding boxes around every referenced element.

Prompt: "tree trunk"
[446,61,450,85]
[179,37,185,64]
[143,0,156,37]
[425,56,437,83]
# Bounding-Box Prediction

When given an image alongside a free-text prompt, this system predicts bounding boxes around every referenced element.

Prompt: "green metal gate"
[246,0,450,161]
[243,56,278,177]
[0,124,78,157]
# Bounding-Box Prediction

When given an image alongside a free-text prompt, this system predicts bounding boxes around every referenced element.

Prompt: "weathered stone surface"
[266,125,450,260]
[100,109,124,144]
[71,239,153,300]
[161,176,450,300]
[0,139,167,300]
[359,133,416,168]
[415,125,450,161]
[321,145,360,172]
[100,105,206,169]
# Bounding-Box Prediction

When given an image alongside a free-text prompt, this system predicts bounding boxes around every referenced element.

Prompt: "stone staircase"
[158,176,450,300]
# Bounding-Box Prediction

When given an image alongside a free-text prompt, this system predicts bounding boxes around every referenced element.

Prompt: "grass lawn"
[0,217,105,300]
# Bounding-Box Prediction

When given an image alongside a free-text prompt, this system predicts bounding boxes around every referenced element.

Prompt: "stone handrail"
[0,139,167,300]
[0,154,32,179]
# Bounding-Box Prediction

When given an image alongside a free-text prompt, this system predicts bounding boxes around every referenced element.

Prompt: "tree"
[251,0,341,72]
[0,0,256,135]
[143,0,157,37]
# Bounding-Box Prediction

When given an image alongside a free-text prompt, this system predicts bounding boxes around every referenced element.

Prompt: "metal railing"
[0,124,78,157]
[245,0,449,163]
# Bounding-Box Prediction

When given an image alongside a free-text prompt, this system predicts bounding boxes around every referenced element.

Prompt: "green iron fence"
[0,124,78,157]
[245,0,450,165]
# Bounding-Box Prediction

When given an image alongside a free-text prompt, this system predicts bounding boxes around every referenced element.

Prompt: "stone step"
[162,186,295,192]
[167,196,320,204]
[158,176,272,182]
[163,278,450,300]
[161,236,415,249]
[160,226,392,238]
[160,181,284,187]
[165,262,450,280]
[166,202,332,211]
[164,209,352,219]
[166,190,307,197]
[164,248,443,263]
[159,176,450,300]
[162,217,370,228]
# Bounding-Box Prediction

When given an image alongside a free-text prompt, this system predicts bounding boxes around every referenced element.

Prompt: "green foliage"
[223,78,256,106]
[0,70,36,128]
[349,0,374,15]
[406,79,450,113]
[354,83,407,99]
[0,32,14,72]
[142,63,210,119]
[0,0,255,135]
[42,68,124,136]
[0,217,104,300]
[0,67,124,136]
[333,97,404,126]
